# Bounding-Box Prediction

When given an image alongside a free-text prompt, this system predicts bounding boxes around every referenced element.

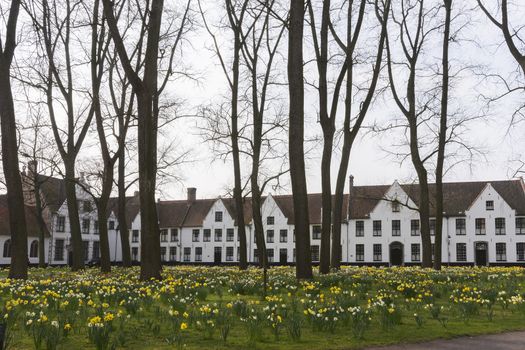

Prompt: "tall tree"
[0,0,28,278]
[102,0,191,279]
[433,0,451,270]
[289,0,312,279]
[25,0,96,270]
[385,0,437,268]
[331,0,390,269]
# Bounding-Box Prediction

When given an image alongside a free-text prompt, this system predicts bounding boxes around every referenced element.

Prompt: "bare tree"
[0,0,28,278]
[289,0,312,279]
[330,0,390,269]
[433,0,451,270]
[102,0,192,280]
[384,0,440,268]
[24,0,97,271]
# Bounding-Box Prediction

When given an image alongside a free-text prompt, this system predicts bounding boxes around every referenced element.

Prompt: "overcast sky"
[154,0,524,201]
[6,0,524,201]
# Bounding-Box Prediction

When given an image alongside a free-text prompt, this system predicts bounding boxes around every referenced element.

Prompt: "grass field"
[1,265,525,349]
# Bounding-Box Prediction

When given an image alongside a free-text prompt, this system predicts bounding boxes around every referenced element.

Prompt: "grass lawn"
[1,265,524,349]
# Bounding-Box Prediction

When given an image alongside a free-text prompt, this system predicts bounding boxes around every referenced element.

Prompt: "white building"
[16,162,119,265]
[125,178,525,266]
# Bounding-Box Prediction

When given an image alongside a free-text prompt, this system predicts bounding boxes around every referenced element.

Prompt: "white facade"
[121,179,525,266]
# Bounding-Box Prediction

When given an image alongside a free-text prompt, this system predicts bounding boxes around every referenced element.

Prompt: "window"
[456,243,467,262]
[517,243,525,261]
[29,240,38,258]
[267,248,274,263]
[429,219,436,236]
[82,218,90,234]
[226,228,234,242]
[495,218,506,235]
[183,247,191,262]
[355,221,364,237]
[131,247,138,261]
[195,247,202,262]
[280,229,288,243]
[253,249,259,263]
[475,218,486,235]
[83,241,89,261]
[411,220,420,236]
[355,244,364,261]
[496,242,506,261]
[192,229,200,242]
[108,220,115,230]
[373,220,382,236]
[92,241,100,260]
[83,200,92,212]
[293,230,296,242]
[160,247,166,262]
[486,200,494,211]
[516,218,525,235]
[311,245,319,262]
[392,220,401,236]
[214,229,222,242]
[56,216,65,232]
[391,200,400,212]
[456,218,466,235]
[169,247,177,261]
[2,239,11,258]
[411,244,421,262]
[293,248,296,262]
[226,247,234,261]
[215,211,223,222]
[94,221,99,234]
[171,229,179,242]
[431,243,435,261]
[161,229,168,242]
[54,239,64,261]
[373,244,382,262]
[267,230,274,243]
[267,216,275,225]
[183,248,191,262]
[203,229,211,242]
[312,225,321,240]
[132,230,139,243]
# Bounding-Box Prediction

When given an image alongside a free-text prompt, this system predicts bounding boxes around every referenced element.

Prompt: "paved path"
[364,331,525,350]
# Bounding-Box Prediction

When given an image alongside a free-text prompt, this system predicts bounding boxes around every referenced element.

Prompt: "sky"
[6,0,524,201]
[157,0,525,201]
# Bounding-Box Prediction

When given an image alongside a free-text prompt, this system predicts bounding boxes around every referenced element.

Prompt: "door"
[390,242,403,266]
[475,242,488,266]
[279,249,288,264]
[214,247,222,263]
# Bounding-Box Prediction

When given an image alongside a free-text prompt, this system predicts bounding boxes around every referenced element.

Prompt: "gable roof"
[35,174,66,213]
[108,195,140,228]
[0,195,50,237]
[271,193,350,224]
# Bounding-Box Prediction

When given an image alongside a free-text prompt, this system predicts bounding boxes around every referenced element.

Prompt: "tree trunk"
[96,198,111,273]
[320,130,333,274]
[434,0,451,270]
[0,56,28,279]
[118,154,131,267]
[137,92,162,280]
[251,183,268,268]
[64,162,84,270]
[33,176,47,267]
[288,0,312,280]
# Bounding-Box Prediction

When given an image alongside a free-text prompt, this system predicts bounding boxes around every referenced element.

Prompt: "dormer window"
[391,200,400,213]
[486,200,494,211]
[215,211,223,222]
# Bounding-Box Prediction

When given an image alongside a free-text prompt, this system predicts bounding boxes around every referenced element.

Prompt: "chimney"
[28,160,37,176]
[187,187,197,204]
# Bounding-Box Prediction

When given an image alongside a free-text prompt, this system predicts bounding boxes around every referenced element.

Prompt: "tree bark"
[0,0,28,278]
[434,0,451,270]
[118,154,131,267]
[288,0,312,279]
